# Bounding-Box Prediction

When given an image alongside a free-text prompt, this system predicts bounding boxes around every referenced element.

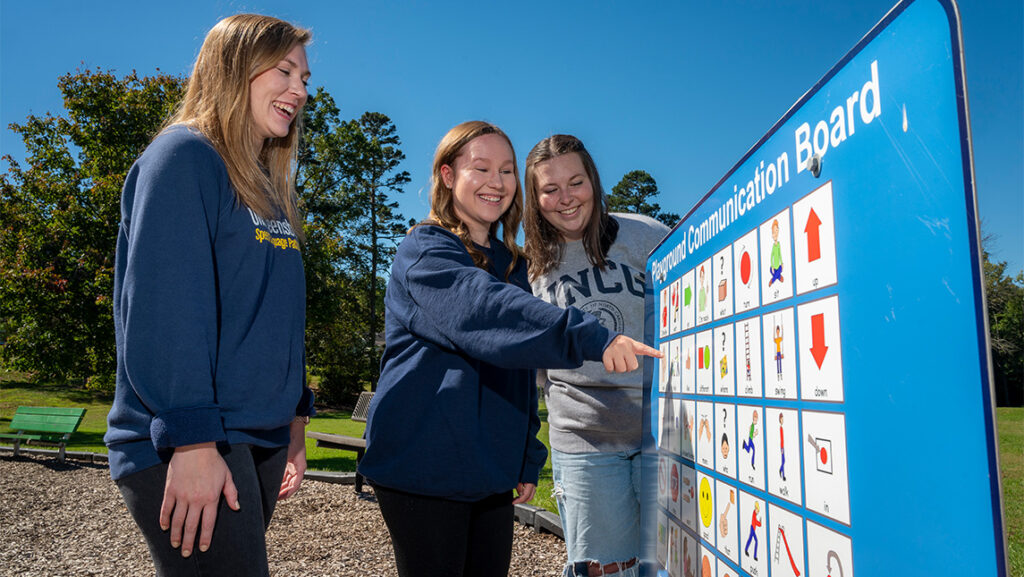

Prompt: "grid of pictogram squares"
[654,182,855,577]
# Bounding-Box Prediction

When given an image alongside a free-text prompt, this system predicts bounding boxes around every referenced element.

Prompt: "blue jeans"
[551,448,641,577]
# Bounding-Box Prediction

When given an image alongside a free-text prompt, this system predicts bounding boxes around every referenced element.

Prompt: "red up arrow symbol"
[805,208,822,262]
[810,313,829,369]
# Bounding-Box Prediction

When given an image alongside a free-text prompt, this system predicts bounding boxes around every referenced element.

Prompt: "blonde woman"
[524,134,669,577]
[360,121,659,577]
[105,14,313,576]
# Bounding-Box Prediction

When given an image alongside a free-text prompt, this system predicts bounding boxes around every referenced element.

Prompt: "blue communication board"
[640,1,1007,576]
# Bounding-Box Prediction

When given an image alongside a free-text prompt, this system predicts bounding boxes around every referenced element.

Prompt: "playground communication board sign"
[641,1,1007,576]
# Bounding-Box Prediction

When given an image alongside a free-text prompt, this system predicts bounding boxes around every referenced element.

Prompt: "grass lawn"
[0,372,369,466]
[1,373,1020,574]
[1,373,113,454]
[304,398,561,512]
[533,402,556,514]
[998,407,1023,576]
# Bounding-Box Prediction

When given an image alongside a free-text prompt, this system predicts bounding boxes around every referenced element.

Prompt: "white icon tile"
[736,316,763,398]
[762,307,798,399]
[739,491,768,577]
[733,228,761,314]
[696,258,713,326]
[801,410,851,525]
[696,329,714,395]
[798,296,844,402]
[765,407,803,506]
[792,182,838,295]
[768,504,806,577]
[760,209,794,305]
[737,405,765,491]
[714,245,734,320]
[715,403,737,479]
[714,324,736,396]
[805,520,854,577]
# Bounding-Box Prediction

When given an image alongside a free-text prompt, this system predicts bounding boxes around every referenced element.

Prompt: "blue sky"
[2,0,1021,273]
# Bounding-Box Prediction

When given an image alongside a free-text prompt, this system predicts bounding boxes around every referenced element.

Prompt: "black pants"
[115,444,287,577]
[374,484,515,577]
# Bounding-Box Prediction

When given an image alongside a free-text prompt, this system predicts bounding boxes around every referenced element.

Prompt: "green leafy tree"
[297,95,409,400]
[1,70,409,405]
[296,89,367,403]
[338,112,411,391]
[0,69,185,388]
[608,169,680,227]
[983,236,1024,406]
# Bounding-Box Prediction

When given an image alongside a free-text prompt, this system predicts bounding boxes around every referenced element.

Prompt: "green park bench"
[306,391,374,493]
[0,406,87,462]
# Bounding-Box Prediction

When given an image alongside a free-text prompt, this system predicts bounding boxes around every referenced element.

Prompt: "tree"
[297,94,410,401]
[296,89,367,403]
[608,170,680,227]
[0,69,185,388]
[337,112,411,391]
[2,70,408,404]
[982,236,1024,406]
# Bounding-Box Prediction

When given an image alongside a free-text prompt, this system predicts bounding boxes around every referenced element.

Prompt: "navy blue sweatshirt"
[105,126,314,481]
[359,225,615,501]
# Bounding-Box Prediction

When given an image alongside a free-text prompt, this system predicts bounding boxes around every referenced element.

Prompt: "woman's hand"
[278,418,308,500]
[602,334,662,373]
[513,482,537,504]
[160,442,239,558]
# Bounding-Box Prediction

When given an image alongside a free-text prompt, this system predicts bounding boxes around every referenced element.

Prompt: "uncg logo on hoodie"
[541,260,645,333]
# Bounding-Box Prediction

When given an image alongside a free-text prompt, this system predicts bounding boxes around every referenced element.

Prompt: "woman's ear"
[440,164,455,189]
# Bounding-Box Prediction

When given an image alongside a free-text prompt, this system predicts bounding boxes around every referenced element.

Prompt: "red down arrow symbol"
[810,313,828,369]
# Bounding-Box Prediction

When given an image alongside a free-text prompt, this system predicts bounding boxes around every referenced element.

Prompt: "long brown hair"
[523,134,617,279]
[421,121,523,280]
[166,14,309,240]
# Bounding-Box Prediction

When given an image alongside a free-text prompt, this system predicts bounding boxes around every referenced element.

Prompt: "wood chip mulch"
[0,454,566,576]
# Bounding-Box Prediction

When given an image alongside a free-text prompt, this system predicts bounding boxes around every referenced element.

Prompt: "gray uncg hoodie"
[531,213,670,453]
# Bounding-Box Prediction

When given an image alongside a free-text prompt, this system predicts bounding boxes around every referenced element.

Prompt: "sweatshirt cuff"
[296,386,316,418]
[521,438,548,486]
[597,329,620,358]
[150,405,226,450]
[573,306,619,362]
[521,459,543,486]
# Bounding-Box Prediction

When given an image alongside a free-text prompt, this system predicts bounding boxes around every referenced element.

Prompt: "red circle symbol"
[820,447,829,464]
[740,252,752,284]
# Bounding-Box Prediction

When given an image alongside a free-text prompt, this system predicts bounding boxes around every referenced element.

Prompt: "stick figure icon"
[779,412,786,481]
[698,266,708,313]
[769,218,784,286]
[773,317,784,382]
[742,410,759,469]
[745,501,762,561]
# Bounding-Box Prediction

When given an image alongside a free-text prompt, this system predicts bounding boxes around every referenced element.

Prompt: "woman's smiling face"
[249,43,310,149]
[441,133,517,246]
[533,152,594,242]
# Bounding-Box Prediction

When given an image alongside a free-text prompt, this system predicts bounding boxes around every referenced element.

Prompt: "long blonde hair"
[423,121,523,280]
[167,13,309,239]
